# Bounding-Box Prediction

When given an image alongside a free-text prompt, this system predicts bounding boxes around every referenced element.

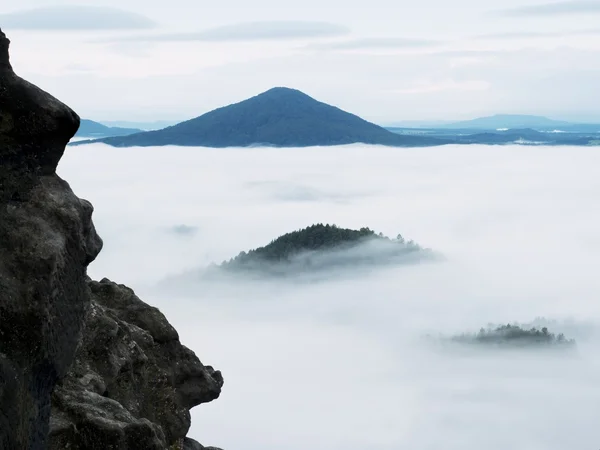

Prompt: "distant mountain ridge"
[442,114,571,130]
[387,114,600,132]
[387,127,600,146]
[74,104,600,148]
[75,119,142,138]
[72,87,446,148]
[99,120,179,131]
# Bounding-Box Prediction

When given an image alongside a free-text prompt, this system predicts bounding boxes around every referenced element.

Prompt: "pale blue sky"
[1,1,599,123]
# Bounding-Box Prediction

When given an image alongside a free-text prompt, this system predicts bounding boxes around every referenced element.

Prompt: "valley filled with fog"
[58,143,600,450]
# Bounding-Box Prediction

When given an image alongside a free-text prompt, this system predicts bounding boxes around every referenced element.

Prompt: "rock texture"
[0,28,102,450]
[0,30,80,203]
[0,28,223,449]
[49,279,223,449]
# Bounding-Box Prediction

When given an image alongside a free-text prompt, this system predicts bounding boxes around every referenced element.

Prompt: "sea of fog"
[58,143,600,450]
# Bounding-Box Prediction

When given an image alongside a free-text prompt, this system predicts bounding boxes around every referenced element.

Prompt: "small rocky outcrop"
[183,437,223,450]
[49,279,223,449]
[0,28,223,449]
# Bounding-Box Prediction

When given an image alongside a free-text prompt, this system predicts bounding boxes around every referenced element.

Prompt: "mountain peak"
[256,86,314,100]
[74,87,444,148]
[262,86,304,94]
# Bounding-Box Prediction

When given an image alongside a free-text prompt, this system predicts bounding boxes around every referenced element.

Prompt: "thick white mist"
[58,143,600,450]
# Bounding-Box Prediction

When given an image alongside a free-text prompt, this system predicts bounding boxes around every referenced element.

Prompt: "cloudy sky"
[2,0,600,123]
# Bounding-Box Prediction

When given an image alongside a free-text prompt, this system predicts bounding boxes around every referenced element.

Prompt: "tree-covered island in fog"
[451,324,576,349]
[218,223,432,276]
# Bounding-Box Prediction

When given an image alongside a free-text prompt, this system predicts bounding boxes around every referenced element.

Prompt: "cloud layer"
[109,21,350,42]
[498,0,600,17]
[0,6,156,30]
[306,37,440,50]
[475,28,600,39]
[57,143,600,450]
[3,0,600,122]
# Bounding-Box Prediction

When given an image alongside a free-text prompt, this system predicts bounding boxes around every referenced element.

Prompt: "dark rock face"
[0,28,103,449]
[0,28,223,449]
[0,30,80,204]
[49,279,223,449]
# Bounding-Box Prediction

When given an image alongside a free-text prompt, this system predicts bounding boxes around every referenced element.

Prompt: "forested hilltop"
[219,224,431,276]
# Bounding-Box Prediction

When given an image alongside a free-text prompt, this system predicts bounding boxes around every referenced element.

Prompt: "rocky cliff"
[49,279,223,450]
[0,28,223,449]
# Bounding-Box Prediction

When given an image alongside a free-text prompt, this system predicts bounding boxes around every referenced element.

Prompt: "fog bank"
[58,143,600,449]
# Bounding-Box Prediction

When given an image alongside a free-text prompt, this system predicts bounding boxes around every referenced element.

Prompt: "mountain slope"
[75,119,142,138]
[73,88,446,148]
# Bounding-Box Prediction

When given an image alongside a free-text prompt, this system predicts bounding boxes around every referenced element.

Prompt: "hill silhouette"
[72,88,446,148]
